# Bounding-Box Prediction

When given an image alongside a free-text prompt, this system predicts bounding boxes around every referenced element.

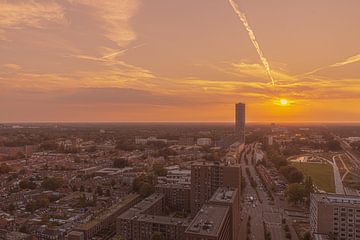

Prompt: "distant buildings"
[0,231,32,240]
[178,137,195,146]
[235,103,245,144]
[196,138,212,146]
[135,136,168,145]
[310,193,360,240]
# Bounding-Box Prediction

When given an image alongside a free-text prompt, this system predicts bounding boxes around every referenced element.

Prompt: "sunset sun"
[280,99,289,106]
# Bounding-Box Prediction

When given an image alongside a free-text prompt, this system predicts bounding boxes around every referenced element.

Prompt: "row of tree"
[285,177,314,204]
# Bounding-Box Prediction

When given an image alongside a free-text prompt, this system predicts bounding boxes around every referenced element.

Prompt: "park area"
[291,162,335,193]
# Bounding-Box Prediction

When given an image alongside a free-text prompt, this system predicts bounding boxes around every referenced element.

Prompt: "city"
[1,0,359,240]
[0,104,360,239]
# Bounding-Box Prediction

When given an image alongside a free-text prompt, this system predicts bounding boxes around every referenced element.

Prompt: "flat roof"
[313,193,360,206]
[185,204,229,237]
[118,193,164,220]
[192,161,240,168]
[77,193,140,230]
[156,183,190,190]
[209,187,237,204]
[138,214,190,227]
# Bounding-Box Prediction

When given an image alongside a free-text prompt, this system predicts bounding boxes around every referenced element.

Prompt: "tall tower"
[235,103,245,143]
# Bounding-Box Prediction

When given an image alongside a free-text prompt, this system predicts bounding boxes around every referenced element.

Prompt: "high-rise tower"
[235,103,245,143]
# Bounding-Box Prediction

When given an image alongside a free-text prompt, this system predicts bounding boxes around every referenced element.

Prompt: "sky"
[0,0,359,123]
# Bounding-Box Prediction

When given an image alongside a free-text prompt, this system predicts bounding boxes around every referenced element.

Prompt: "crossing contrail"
[228,0,276,86]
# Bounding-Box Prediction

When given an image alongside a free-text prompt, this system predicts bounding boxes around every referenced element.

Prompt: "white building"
[196,138,212,146]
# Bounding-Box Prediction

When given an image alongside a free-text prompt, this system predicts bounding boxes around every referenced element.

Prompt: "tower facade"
[235,103,245,143]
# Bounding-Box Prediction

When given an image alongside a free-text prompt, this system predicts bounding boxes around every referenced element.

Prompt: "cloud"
[228,62,296,83]
[0,0,65,39]
[2,64,22,71]
[67,0,140,48]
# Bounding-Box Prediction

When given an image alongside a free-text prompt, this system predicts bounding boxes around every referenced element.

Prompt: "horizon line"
[1,121,360,125]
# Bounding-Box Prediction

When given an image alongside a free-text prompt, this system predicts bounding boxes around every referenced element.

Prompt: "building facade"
[155,184,191,212]
[235,103,245,144]
[310,193,360,240]
[190,161,241,215]
[117,193,190,240]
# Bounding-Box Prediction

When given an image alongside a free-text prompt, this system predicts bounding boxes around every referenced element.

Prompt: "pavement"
[330,155,345,194]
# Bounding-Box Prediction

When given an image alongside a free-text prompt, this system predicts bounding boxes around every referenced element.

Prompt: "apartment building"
[185,204,231,240]
[190,161,241,215]
[74,193,141,240]
[155,183,191,212]
[310,193,360,240]
[117,193,190,240]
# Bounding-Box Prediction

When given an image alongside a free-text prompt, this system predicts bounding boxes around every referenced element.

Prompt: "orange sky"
[0,0,359,122]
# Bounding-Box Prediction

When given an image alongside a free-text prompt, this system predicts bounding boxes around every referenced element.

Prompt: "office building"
[310,193,360,240]
[235,103,245,144]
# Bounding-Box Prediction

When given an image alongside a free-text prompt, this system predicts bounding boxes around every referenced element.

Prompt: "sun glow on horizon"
[280,98,289,106]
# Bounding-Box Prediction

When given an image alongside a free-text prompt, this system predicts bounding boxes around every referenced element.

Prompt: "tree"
[0,163,12,174]
[106,189,111,197]
[8,203,15,213]
[41,177,63,191]
[285,183,306,204]
[280,166,304,183]
[96,186,103,196]
[139,183,154,197]
[133,174,156,197]
[304,177,314,198]
[241,176,246,192]
[113,158,129,168]
[25,195,50,213]
[80,185,85,192]
[79,194,87,208]
[19,179,37,190]
[151,232,165,240]
[288,170,304,183]
[303,231,311,240]
[153,163,167,176]
[327,139,341,151]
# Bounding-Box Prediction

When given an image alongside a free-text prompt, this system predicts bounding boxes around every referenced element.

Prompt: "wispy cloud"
[2,64,22,71]
[0,0,65,39]
[67,0,140,48]
[305,53,360,75]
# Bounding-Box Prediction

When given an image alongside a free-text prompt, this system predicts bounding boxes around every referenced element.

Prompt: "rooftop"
[313,193,360,206]
[138,214,190,227]
[77,193,140,230]
[185,204,229,237]
[209,187,237,204]
[192,161,240,168]
[156,183,190,190]
[119,193,164,220]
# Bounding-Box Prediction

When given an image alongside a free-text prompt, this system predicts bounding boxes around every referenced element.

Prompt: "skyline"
[1,0,360,122]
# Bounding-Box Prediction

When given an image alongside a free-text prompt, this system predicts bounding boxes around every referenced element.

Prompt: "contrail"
[304,53,360,76]
[228,0,276,86]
